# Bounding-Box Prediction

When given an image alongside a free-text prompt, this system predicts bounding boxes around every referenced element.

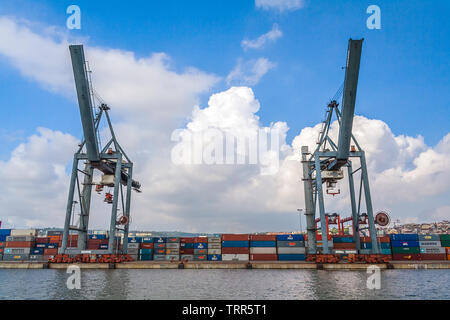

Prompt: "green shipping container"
[392,247,420,254]
[440,234,450,242]
[440,240,450,247]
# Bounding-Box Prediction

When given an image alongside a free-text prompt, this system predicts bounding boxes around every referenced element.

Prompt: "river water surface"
[0,269,448,300]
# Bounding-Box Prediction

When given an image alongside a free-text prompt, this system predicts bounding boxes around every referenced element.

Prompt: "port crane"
[60,45,141,254]
[301,39,380,254]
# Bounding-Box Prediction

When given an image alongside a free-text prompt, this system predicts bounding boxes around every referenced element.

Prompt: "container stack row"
[277,234,306,261]
[208,235,222,261]
[359,236,392,255]
[222,234,249,261]
[250,234,277,261]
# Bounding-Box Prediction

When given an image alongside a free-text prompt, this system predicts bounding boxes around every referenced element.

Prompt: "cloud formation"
[226,58,276,86]
[241,24,283,50]
[255,0,306,12]
[0,16,449,232]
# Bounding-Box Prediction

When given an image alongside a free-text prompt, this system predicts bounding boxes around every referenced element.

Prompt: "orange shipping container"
[250,235,276,241]
[333,243,356,250]
[250,254,278,261]
[5,241,34,248]
[222,247,249,254]
[222,234,249,241]
[44,248,58,255]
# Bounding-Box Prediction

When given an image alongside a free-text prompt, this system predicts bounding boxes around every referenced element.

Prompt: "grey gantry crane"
[301,39,380,254]
[60,44,141,255]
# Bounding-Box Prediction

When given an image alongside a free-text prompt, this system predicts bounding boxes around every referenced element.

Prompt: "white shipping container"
[222,254,249,261]
[207,243,221,249]
[207,249,222,255]
[250,247,277,254]
[10,229,37,237]
[277,247,306,254]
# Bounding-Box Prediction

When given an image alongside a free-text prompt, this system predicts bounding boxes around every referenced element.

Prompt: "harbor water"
[0,269,448,300]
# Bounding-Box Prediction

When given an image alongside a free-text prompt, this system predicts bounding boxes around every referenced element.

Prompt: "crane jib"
[69,44,100,162]
[336,39,363,163]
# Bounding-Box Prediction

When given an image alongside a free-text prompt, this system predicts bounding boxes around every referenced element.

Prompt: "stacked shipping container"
[250,235,277,261]
[139,237,153,261]
[180,237,195,261]
[277,234,306,261]
[222,234,249,261]
[390,234,421,261]
[207,235,222,261]
[359,236,392,255]
[0,229,11,261]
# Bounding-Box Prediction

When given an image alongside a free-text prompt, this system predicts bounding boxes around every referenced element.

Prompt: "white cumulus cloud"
[241,24,283,50]
[226,58,276,86]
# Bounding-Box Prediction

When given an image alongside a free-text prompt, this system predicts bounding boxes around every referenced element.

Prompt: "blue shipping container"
[128,237,142,243]
[222,240,249,248]
[208,254,222,261]
[0,229,11,236]
[194,243,208,249]
[139,254,153,261]
[277,254,306,261]
[0,235,7,242]
[389,234,419,241]
[153,237,166,243]
[391,240,420,248]
[360,242,391,249]
[31,248,44,255]
[381,249,392,255]
[89,234,107,240]
[141,237,153,243]
[332,237,355,243]
[250,241,276,247]
[181,243,194,249]
[139,249,153,255]
[276,234,304,241]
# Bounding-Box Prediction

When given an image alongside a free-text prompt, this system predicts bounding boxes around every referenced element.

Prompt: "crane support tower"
[301,39,380,254]
[60,45,141,255]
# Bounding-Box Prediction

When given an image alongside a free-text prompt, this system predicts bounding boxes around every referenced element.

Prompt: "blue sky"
[0,0,449,230]
[1,0,449,157]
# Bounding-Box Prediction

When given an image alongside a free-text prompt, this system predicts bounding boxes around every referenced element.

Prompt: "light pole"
[297,209,304,234]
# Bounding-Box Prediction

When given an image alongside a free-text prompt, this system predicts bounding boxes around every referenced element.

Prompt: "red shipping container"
[250,254,278,261]
[180,237,196,243]
[392,253,421,261]
[420,254,446,261]
[140,243,154,249]
[377,236,390,243]
[250,235,276,241]
[0,248,4,254]
[333,243,356,249]
[194,237,208,243]
[222,247,250,254]
[180,248,194,254]
[222,234,250,241]
[154,249,166,254]
[0,242,5,247]
[35,237,50,244]
[44,248,58,255]
[195,249,207,254]
[154,243,166,249]
[6,241,34,248]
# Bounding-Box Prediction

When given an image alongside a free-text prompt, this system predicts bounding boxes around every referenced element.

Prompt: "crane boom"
[336,39,363,162]
[69,44,100,162]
